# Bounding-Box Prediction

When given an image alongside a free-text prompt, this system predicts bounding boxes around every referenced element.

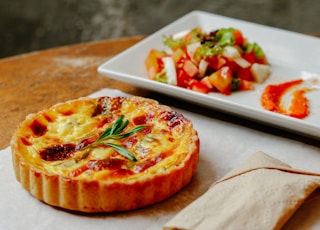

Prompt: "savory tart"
[11,96,199,212]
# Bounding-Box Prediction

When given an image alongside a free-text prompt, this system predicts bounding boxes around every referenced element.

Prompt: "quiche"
[11,96,199,212]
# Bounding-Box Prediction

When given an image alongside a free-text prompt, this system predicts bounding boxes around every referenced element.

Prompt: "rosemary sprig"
[100,142,137,161]
[85,115,146,161]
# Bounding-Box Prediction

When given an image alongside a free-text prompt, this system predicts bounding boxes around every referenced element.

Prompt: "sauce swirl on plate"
[261,79,311,119]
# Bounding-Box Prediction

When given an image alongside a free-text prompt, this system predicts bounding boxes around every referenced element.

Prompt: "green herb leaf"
[83,115,146,161]
[75,150,90,163]
[215,28,235,47]
[196,42,223,58]
[231,78,241,91]
[245,42,265,59]
[108,125,147,140]
[98,115,125,140]
[103,143,137,161]
[155,68,168,83]
[163,35,186,50]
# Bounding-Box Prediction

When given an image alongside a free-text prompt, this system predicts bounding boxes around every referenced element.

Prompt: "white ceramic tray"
[98,10,320,139]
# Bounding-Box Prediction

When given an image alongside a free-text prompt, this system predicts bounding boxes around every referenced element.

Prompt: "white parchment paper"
[1,88,320,230]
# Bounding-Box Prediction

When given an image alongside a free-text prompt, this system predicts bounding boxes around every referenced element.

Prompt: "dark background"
[1,0,319,58]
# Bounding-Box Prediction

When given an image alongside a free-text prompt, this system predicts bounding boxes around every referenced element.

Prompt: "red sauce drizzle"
[289,89,310,119]
[30,119,47,136]
[39,143,76,161]
[261,79,309,119]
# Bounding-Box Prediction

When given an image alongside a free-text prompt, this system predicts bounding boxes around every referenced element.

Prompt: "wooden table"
[1,36,319,150]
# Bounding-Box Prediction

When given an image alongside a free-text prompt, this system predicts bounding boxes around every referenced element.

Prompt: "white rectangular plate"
[98,10,320,139]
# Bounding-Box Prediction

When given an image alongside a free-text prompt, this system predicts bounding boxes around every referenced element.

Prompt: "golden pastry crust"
[11,96,199,212]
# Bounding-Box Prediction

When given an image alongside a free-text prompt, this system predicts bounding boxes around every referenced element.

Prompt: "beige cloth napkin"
[164,151,320,230]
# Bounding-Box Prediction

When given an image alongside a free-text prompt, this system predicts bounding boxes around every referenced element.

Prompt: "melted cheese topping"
[15,97,196,182]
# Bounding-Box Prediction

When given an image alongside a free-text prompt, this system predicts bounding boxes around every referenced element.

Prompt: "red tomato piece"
[172,48,185,66]
[191,81,211,94]
[242,52,256,64]
[239,79,254,91]
[208,66,233,95]
[182,27,201,43]
[236,67,253,81]
[177,69,195,88]
[256,56,268,65]
[183,59,199,77]
[233,29,244,46]
[145,49,165,79]
[200,76,213,89]
[224,59,241,73]
[205,56,227,70]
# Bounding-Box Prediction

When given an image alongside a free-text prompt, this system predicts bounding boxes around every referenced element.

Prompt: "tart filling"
[11,96,199,212]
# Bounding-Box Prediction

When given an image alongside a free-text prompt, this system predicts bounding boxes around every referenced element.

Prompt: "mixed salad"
[145,27,271,95]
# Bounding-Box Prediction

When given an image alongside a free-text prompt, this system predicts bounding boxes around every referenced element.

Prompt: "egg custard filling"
[11,96,199,212]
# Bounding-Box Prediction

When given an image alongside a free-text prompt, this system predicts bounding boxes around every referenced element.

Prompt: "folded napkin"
[164,151,320,230]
